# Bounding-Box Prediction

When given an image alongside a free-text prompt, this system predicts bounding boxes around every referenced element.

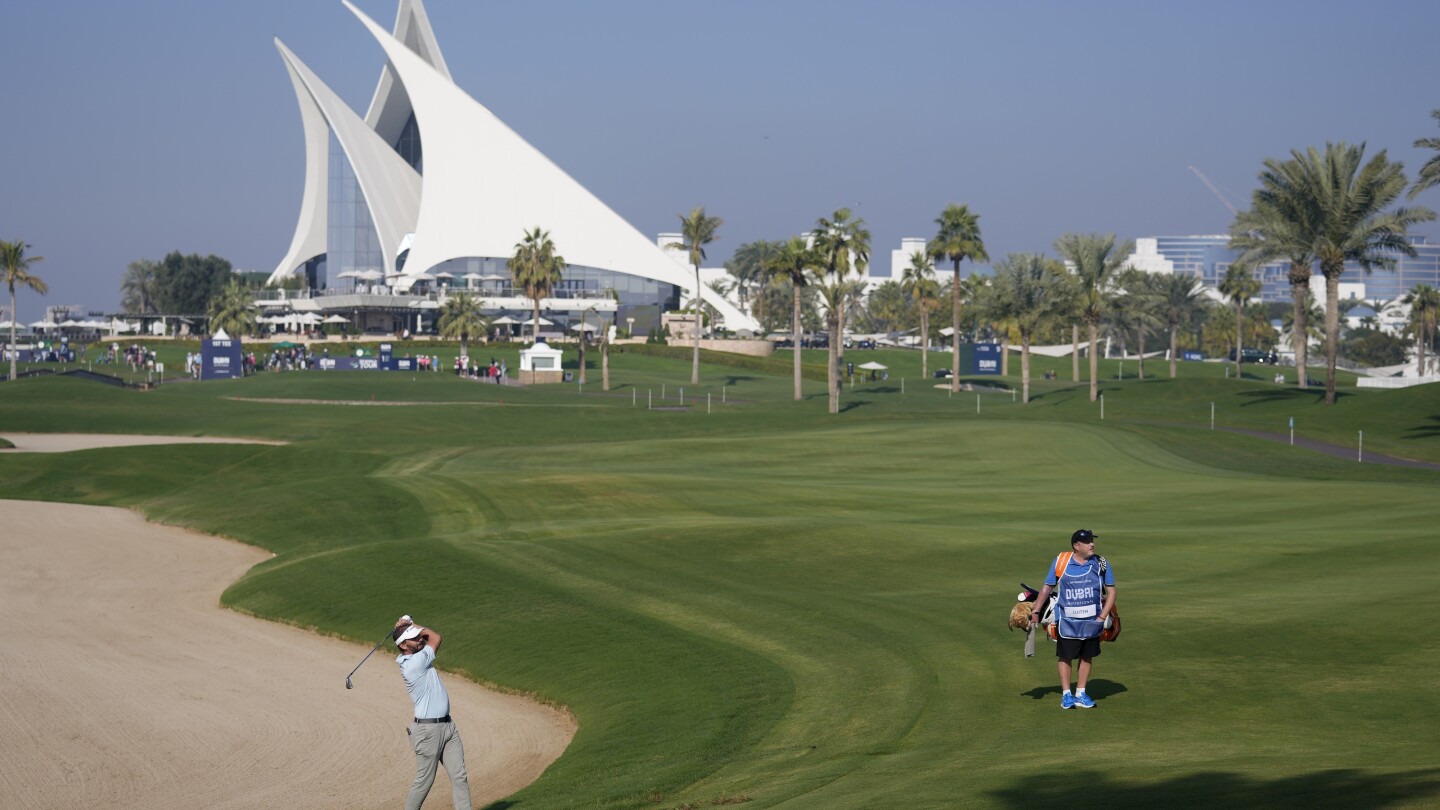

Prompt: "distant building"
[1127,234,1440,305]
[266,0,755,335]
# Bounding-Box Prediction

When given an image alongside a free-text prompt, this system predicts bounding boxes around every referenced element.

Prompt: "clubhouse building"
[264,0,757,338]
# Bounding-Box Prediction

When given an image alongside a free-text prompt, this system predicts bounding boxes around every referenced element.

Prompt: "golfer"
[394,616,472,809]
[1029,529,1116,709]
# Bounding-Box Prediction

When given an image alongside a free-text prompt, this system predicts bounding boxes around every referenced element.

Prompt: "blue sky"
[3,0,1439,316]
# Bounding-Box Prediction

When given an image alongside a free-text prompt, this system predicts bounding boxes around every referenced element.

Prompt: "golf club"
[345,615,410,689]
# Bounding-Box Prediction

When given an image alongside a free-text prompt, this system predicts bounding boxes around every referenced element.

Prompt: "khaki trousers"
[406,720,471,810]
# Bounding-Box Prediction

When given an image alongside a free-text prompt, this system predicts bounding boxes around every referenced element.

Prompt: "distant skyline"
[3,0,1439,318]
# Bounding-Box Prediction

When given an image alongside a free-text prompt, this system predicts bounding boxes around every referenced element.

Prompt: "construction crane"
[1187,165,1238,215]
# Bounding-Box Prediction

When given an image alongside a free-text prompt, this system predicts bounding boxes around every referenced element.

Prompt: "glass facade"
[326,133,384,289]
[427,256,680,334]
[395,112,423,173]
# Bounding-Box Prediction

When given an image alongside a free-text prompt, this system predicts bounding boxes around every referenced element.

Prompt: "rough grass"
[1,350,1437,809]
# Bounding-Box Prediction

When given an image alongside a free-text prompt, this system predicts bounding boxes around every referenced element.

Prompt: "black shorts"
[1056,636,1101,661]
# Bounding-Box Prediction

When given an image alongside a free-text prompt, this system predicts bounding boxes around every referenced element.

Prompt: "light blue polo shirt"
[396,645,451,720]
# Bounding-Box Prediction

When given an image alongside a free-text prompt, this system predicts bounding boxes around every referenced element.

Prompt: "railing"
[252,286,615,304]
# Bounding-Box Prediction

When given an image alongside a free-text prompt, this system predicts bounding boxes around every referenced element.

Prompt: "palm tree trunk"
[1137,333,1146,380]
[1169,323,1178,379]
[952,262,961,392]
[1234,302,1243,381]
[691,265,701,385]
[578,334,586,385]
[1000,335,1009,376]
[1021,334,1031,404]
[1072,324,1080,382]
[1291,279,1308,389]
[602,339,610,391]
[827,307,839,414]
[1088,320,1099,402]
[920,311,929,380]
[792,282,802,401]
[8,284,16,381]
[1324,268,1340,405]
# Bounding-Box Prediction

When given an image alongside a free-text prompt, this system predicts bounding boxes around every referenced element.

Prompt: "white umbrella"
[521,316,554,326]
[335,270,362,279]
[357,270,384,281]
[490,315,518,325]
[461,272,486,280]
[479,273,509,281]
[29,320,53,329]
[410,272,437,281]
[570,322,599,332]
[435,271,455,279]
[322,314,350,324]
[857,361,888,370]
[59,319,81,327]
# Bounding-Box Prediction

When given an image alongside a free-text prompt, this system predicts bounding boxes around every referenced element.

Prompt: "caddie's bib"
[1056,556,1105,640]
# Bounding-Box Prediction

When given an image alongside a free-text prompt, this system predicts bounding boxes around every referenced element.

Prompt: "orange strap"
[1054,552,1073,580]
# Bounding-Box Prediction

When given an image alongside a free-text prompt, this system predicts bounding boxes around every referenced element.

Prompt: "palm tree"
[1289,143,1435,404]
[206,279,257,337]
[984,253,1063,403]
[669,207,723,385]
[1402,283,1440,375]
[2,240,47,381]
[929,204,988,392]
[725,240,780,316]
[1231,155,1322,388]
[900,250,939,379]
[121,258,160,315]
[1154,273,1205,378]
[510,227,566,345]
[763,236,818,400]
[1281,290,1325,370]
[437,292,490,360]
[1411,108,1440,200]
[1218,265,1261,378]
[812,208,870,414]
[1054,233,1133,401]
[1110,269,1164,379]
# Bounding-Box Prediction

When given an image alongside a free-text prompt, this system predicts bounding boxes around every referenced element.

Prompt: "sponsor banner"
[971,343,1001,375]
[201,338,244,380]
[1182,350,1204,362]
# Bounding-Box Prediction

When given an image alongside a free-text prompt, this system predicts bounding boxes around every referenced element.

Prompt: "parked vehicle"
[1228,348,1279,364]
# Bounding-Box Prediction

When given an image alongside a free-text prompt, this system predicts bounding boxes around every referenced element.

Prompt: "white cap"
[395,625,423,645]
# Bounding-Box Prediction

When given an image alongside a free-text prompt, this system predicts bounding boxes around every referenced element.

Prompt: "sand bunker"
[0,433,288,452]
[0,499,574,809]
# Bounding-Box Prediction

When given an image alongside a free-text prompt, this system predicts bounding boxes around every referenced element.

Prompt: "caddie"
[1028,529,1116,709]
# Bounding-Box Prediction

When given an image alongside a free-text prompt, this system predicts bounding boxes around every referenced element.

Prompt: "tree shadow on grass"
[723,375,758,386]
[1020,678,1127,702]
[988,768,1440,810]
[1403,416,1440,440]
[1236,387,1349,407]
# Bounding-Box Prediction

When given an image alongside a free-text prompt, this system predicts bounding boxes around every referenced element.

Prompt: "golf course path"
[1219,426,1440,470]
[0,499,575,810]
[0,433,288,452]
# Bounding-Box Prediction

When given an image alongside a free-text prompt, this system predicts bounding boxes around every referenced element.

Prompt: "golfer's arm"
[424,627,442,652]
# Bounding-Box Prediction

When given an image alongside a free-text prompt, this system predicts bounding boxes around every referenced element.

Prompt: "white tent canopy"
[857,361,888,370]
[322,314,350,323]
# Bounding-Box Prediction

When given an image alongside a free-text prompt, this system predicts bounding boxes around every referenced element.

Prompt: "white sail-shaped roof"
[268,52,331,285]
[274,40,421,281]
[342,1,758,331]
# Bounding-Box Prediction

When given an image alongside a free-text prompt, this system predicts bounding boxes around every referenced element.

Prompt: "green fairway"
[2,349,1438,809]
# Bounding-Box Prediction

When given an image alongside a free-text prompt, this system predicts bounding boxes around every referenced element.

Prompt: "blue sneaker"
[1074,692,1096,709]
[1060,693,1075,710]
